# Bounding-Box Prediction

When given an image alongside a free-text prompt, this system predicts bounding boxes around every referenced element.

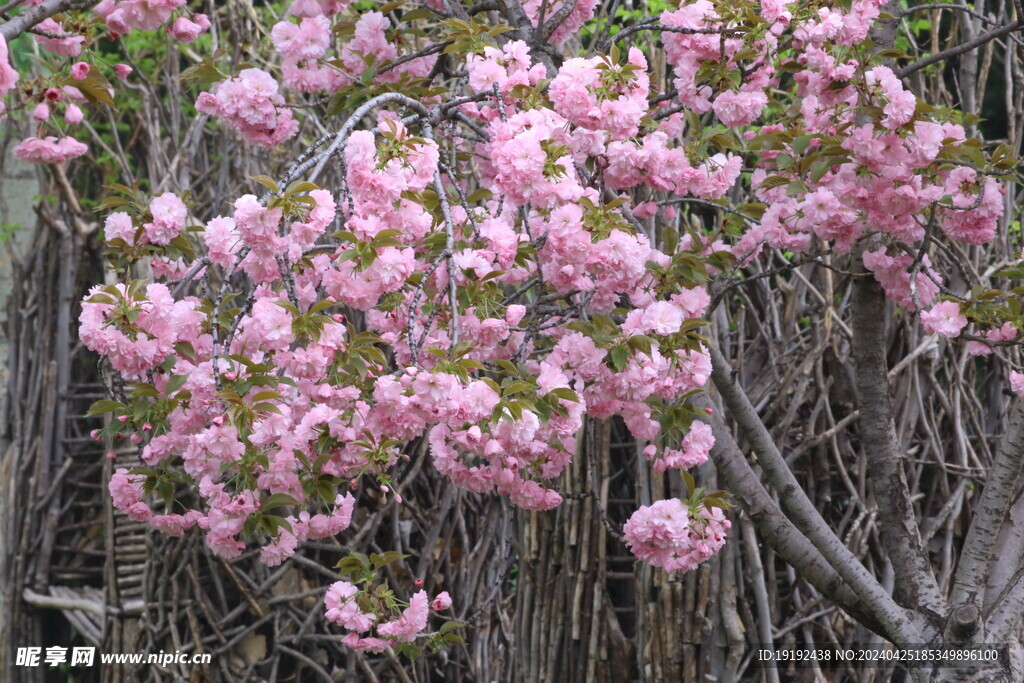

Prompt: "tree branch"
[0,0,97,41]
[947,400,1024,641]
[850,274,945,615]
[708,344,927,643]
[704,409,886,634]
[896,19,1023,79]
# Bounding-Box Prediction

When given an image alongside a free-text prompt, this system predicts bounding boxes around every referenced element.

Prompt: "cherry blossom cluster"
[270,9,437,95]
[1,1,207,163]
[324,581,454,652]
[623,498,731,573]
[78,22,736,644]
[195,69,300,149]
[549,47,650,141]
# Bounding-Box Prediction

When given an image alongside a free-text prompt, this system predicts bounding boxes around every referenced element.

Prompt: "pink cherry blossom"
[145,193,188,246]
[0,36,18,94]
[13,136,89,164]
[376,590,429,642]
[1011,372,1024,399]
[920,301,968,338]
[624,499,731,573]
[432,591,452,611]
[195,69,299,148]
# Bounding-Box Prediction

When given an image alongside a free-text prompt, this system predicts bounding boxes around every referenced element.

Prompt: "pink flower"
[64,103,84,125]
[168,15,211,43]
[624,499,730,573]
[920,301,968,338]
[145,193,188,245]
[341,633,389,652]
[432,591,452,611]
[71,62,90,80]
[13,136,88,164]
[506,304,527,327]
[377,590,429,642]
[712,89,768,128]
[32,103,50,122]
[113,64,134,80]
[150,511,204,537]
[259,529,298,566]
[126,501,153,522]
[549,48,649,140]
[862,248,940,311]
[325,581,377,632]
[867,66,917,129]
[649,421,715,473]
[272,16,331,64]
[246,298,294,351]
[0,36,19,95]
[33,18,85,56]
[204,216,240,267]
[1011,372,1024,398]
[118,0,186,31]
[523,0,598,44]
[640,301,684,335]
[195,69,298,149]
[104,212,136,244]
[109,468,145,510]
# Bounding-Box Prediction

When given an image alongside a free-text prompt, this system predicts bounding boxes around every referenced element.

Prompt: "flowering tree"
[3,0,1024,679]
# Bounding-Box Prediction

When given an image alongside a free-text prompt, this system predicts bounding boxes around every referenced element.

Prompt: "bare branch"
[897,19,1024,79]
[0,0,97,41]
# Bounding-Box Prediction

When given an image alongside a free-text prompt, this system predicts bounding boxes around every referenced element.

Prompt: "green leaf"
[401,7,434,22]
[180,58,227,88]
[466,188,493,203]
[75,74,115,107]
[370,551,409,569]
[133,383,159,398]
[681,470,696,496]
[87,399,126,416]
[550,387,579,402]
[165,374,188,396]
[251,175,280,193]
[285,180,321,196]
[439,620,463,633]
[790,135,814,155]
[261,493,301,511]
[351,551,371,570]
[504,380,534,395]
[609,346,629,372]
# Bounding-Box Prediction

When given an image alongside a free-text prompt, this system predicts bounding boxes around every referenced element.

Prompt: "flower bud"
[64,103,84,125]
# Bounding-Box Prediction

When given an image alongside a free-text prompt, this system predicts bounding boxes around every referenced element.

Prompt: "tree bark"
[850,274,945,615]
